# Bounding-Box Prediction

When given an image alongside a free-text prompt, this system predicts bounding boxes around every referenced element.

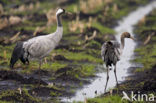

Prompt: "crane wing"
[101,41,121,66]
[101,41,121,60]
[23,35,55,59]
[111,41,121,61]
[101,42,107,61]
[110,40,120,48]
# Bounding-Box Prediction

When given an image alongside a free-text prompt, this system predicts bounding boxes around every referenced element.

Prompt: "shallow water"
[62,1,156,102]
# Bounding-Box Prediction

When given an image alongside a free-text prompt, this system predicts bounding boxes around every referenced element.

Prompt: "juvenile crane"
[10,8,69,84]
[101,32,135,92]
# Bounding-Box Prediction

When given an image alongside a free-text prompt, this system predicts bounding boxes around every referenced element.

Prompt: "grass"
[86,40,101,49]
[50,91,61,97]
[65,3,78,13]
[134,45,156,72]
[0,45,14,66]
[17,61,68,74]
[113,8,130,19]
[0,0,22,7]
[63,51,103,63]
[80,65,95,77]
[87,95,122,103]
[42,61,68,71]
[0,89,40,103]
[91,22,115,34]
[0,100,11,103]
[133,9,156,72]
[74,95,134,103]
[76,94,147,103]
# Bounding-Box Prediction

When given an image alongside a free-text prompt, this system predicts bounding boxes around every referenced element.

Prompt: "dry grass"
[0,16,24,30]
[104,0,113,4]
[87,17,93,28]
[9,32,21,43]
[0,3,27,30]
[0,4,4,16]
[68,14,85,33]
[46,8,57,26]
[9,2,40,14]
[9,16,22,25]
[68,14,96,33]
[79,0,104,13]
[138,16,146,25]
[0,18,9,30]
[85,30,97,42]
[103,5,110,16]
[113,3,118,13]
[33,26,46,36]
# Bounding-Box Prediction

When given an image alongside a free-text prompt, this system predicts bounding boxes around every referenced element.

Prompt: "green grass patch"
[80,64,95,77]
[50,91,61,97]
[65,3,79,13]
[134,45,156,72]
[0,89,40,103]
[74,95,128,103]
[91,22,115,34]
[43,61,68,71]
[64,51,102,63]
[113,8,129,19]
[86,40,101,49]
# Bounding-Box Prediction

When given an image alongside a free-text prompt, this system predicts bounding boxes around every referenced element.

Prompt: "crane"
[101,32,135,92]
[10,8,70,85]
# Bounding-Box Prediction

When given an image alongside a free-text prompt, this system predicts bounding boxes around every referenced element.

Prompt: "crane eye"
[127,33,131,38]
[62,8,65,13]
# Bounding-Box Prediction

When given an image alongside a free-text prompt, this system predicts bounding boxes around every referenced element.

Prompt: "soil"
[0,70,47,85]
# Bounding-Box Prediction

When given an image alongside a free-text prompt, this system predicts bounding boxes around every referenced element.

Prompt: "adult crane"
[10,8,70,84]
[101,32,135,92]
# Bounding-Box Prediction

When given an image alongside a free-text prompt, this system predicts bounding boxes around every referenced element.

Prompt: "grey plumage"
[22,28,63,61]
[101,41,120,67]
[10,8,66,71]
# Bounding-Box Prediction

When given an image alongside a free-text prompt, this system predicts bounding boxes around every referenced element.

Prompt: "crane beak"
[130,36,135,41]
[66,11,72,16]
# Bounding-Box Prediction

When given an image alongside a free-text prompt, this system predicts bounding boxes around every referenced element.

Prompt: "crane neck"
[120,37,125,50]
[47,14,63,44]
[56,14,62,27]
[55,14,63,38]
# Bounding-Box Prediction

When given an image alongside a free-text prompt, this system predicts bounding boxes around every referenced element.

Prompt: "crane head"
[56,8,72,16]
[122,32,135,41]
[56,8,65,16]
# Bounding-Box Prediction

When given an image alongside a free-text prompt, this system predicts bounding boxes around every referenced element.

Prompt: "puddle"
[0,80,20,91]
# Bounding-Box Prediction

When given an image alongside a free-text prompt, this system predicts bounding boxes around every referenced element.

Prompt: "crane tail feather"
[10,41,25,69]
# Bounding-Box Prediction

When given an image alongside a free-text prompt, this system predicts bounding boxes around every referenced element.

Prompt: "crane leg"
[104,66,109,92]
[38,60,42,86]
[114,65,118,86]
